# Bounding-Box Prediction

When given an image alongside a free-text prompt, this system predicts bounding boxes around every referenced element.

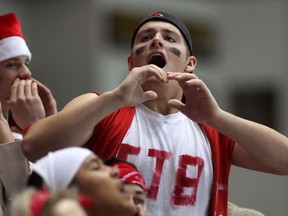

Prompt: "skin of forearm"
[208,110,288,175]
[0,119,15,143]
[22,91,124,162]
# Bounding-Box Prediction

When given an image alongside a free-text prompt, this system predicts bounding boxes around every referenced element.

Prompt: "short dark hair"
[27,171,44,189]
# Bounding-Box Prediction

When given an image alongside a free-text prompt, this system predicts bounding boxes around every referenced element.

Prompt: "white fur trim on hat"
[0,36,31,62]
[32,147,93,191]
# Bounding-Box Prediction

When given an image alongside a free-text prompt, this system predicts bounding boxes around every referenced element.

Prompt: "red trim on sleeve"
[85,106,136,159]
[200,123,235,216]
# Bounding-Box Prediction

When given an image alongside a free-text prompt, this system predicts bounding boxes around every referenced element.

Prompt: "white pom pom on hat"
[0,13,31,62]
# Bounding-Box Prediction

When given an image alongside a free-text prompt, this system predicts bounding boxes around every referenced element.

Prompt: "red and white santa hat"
[0,13,31,63]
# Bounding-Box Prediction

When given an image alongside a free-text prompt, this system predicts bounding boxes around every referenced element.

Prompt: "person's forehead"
[136,21,182,35]
[83,154,99,165]
[1,56,29,63]
[124,183,145,194]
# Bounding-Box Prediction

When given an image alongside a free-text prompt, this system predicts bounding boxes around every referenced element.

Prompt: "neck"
[141,79,183,115]
[143,100,179,115]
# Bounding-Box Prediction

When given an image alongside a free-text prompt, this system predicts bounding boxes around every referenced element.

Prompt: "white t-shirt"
[118,104,213,216]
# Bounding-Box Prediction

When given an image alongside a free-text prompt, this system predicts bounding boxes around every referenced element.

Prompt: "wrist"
[108,89,127,109]
[205,109,224,129]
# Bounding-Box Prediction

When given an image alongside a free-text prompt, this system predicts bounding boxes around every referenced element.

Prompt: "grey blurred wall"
[1,0,95,109]
[1,0,288,215]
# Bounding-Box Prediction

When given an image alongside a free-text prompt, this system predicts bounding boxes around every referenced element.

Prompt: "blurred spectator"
[27,147,139,216]
[5,187,92,216]
[0,12,57,139]
[0,12,57,214]
[228,202,265,216]
[105,157,147,216]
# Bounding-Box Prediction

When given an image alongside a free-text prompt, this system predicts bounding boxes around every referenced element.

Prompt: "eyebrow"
[3,57,29,63]
[85,157,101,166]
[134,189,146,195]
[162,28,178,34]
[138,28,155,35]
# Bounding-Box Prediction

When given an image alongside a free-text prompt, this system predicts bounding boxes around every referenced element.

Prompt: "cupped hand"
[5,78,46,129]
[32,78,57,116]
[167,72,221,124]
[113,65,168,107]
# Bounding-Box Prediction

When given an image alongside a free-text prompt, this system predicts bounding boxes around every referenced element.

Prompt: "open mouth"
[148,55,166,68]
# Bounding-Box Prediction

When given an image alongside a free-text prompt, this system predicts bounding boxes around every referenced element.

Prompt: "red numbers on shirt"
[147,149,171,199]
[173,155,204,205]
[117,144,204,206]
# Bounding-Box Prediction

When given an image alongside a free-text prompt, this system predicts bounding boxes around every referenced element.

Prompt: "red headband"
[30,189,50,216]
[30,189,94,216]
[113,162,146,191]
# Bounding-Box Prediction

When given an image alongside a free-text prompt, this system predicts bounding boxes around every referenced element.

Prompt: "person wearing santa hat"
[0,12,57,139]
[104,157,147,216]
[0,12,57,216]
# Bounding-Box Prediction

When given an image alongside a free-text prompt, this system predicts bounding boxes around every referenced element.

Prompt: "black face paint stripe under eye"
[135,46,146,55]
[168,47,181,57]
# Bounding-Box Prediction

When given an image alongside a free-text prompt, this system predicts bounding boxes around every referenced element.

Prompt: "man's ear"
[128,55,133,71]
[185,56,197,73]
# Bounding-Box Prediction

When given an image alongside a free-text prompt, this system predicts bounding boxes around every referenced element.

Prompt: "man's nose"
[151,33,163,48]
[18,65,32,79]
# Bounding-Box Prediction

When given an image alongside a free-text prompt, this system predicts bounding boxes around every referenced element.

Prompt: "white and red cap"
[0,13,31,62]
